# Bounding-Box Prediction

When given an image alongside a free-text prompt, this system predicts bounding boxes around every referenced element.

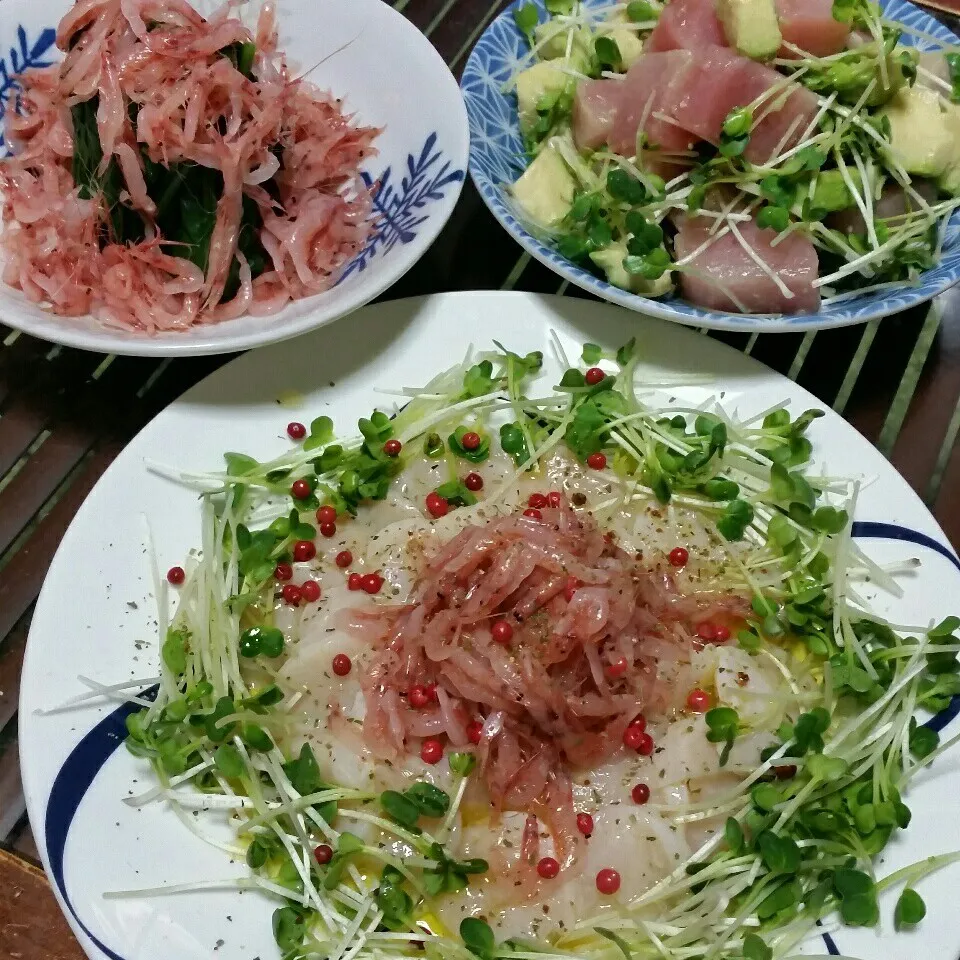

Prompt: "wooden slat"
[0,849,86,960]
[0,619,27,733]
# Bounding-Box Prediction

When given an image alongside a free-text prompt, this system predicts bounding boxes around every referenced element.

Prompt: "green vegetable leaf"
[742,934,773,960]
[596,927,634,960]
[909,722,939,760]
[380,790,423,830]
[323,832,365,889]
[595,35,622,70]
[405,782,451,818]
[758,831,801,873]
[302,416,334,452]
[895,888,926,930]
[461,917,496,960]
[162,629,187,674]
[757,204,791,233]
[214,743,244,778]
[724,817,744,853]
[717,499,754,541]
[607,168,648,204]
[513,2,539,43]
[450,751,478,777]
[272,906,307,953]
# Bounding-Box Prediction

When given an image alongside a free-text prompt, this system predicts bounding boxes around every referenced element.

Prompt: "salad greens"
[508,0,960,308]
[114,337,960,960]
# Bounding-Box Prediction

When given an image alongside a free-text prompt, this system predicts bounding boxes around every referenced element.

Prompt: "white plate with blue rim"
[0,0,467,356]
[461,0,960,333]
[17,291,960,960]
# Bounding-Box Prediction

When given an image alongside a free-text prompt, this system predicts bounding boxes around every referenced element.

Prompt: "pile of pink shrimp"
[0,0,380,331]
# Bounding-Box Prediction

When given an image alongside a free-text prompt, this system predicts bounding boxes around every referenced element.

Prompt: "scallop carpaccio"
[0,0,379,331]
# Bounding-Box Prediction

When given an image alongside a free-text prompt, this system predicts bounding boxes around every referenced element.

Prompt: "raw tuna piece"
[572,78,622,150]
[646,0,727,53]
[776,0,851,58]
[608,51,698,155]
[666,46,817,163]
[674,213,820,313]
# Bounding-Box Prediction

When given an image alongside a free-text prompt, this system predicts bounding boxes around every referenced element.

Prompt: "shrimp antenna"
[295,29,364,81]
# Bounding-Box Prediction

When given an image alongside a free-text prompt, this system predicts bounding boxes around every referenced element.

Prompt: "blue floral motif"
[462,0,960,333]
[341,132,465,280]
[0,24,57,153]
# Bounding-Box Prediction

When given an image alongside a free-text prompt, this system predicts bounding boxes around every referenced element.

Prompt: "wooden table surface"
[3,0,960,956]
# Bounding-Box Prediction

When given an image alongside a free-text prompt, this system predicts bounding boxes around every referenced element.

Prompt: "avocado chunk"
[515,62,570,132]
[715,0,781,61]
[940,105,960,195]
[590,241,673,297]
[811,169,862,214]
[534,22,592,67]
[880,86,955,178]
[511,144,577,228]
[598,18,645,69]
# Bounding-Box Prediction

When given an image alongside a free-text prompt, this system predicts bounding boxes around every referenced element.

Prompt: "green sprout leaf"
[895,888,926,930]
[461,917,496,960]
[303,415,334,452]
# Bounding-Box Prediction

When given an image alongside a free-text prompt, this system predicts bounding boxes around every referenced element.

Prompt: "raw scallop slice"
[608,51,697,155]
[645,0,727,53]
[674,213,820,313]
[776,0,851,58]
[665,46,817,163]
[572,78,622,150]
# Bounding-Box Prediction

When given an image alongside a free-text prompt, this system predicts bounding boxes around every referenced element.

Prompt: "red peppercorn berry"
[461,431,481,451]
[632,782,651,805]
[383,439,402,457]
[314,844,333,865]
[291,478,311,500]
[409,685,430,709]
[426,683,439,703]
[696,622,717,642]
[166,566,185,585]
[775,764,798,780]
[548,491,562,508]
[576,812,594,837]
[587,452,607,470]
[606,656,628,679]
[537,857,560,880]
[491,620,514,644]
[523,508,543,521]
[585,367,606,386]
[426,492,449,518]
[636,732,655,756]
[293,540,316,562]
[347,572,363,591]
[596,868,621,895]
[668,546,689,568]
[316,505,337,526]
[421,738,443,765]
[301,580,321,603]
[467,721,484,745]
[713,624,731,643]
[301,573,322,602]
[528,492,548,509]
[282,583,303,607]
[623,725,646,751]
[629,714,647,733]
[287,422,306,441]
[686,688,711,712]
[335,550,353,568]
[564,576,581,602]
[319,522,337,538]
[361,573,384,595]
[332,653,352,676]
[464,472,484,492]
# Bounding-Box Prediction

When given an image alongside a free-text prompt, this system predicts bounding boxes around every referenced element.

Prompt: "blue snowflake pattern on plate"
[461,0,960,332]
[342,132,466,279]
[0,25,57,153]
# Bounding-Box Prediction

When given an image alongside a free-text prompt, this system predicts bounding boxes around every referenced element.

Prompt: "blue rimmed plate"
[17,291,960,960]
[461,0,960,332]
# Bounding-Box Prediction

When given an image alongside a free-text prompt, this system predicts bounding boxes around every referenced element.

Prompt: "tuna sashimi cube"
[776,0,851,57]
[666,46,817,163]
[674,214,820,313]
[572,79,622,151]
[608,51,697,155]
[645,0,727,53]
[745,83,819,163]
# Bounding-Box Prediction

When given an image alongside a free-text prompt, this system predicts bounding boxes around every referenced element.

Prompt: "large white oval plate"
[0,0,467,356]
[18,291,960,960]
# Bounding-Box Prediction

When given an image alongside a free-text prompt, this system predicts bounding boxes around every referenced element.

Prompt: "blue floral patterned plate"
[0,0,467,356]
[462,0,960,332]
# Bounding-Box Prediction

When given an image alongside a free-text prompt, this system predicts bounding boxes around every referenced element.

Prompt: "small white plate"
[19,291,960,959]
[0,0,468,356]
